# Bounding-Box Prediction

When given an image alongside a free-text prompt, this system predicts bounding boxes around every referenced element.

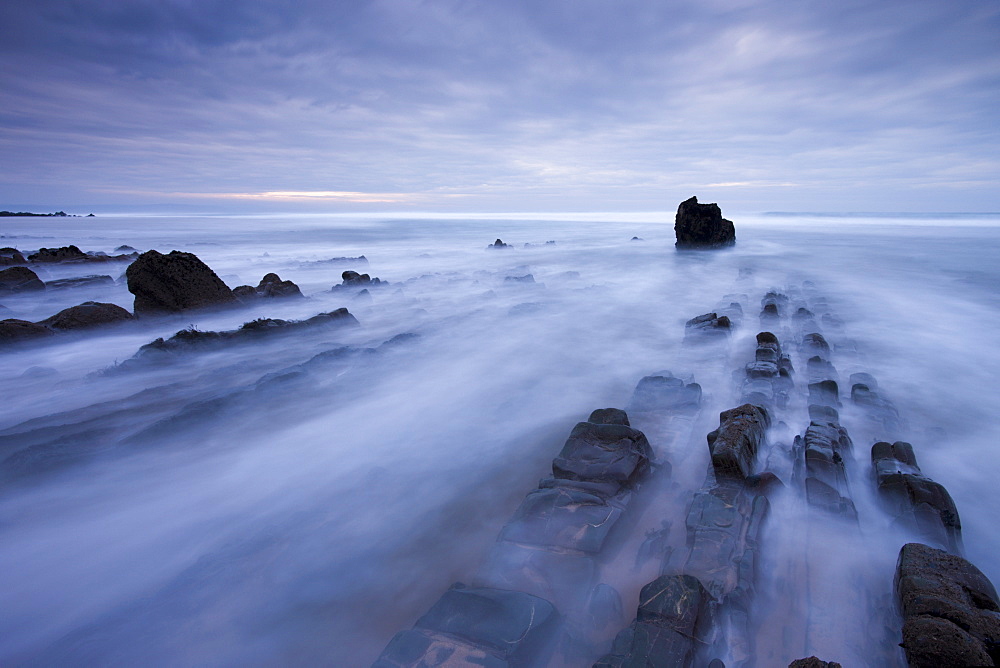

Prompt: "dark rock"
[0,318,54,343]
[499,484,626,553]
[630,236,643,241]
[872,441,962,552]
[0,266,45,293]
[115,245,137,252]
[28,245,89,263]
[685,312,732,342]
[374,584,558,668]
[488,238,510,249]
[126,250,236,315]
[895,542,1000,667]
[588,408,630,426]
[504,274,535,283]
[746,471,784,495]
[788,658,842,668]
[45,275,114,290]
[0,248,27,265]
[333,269,385,290]
[233,273,303,300]
[299,254,367,267]
[674,196,736,249]
[596,574,714,668]
[808,380,840,408]
[706,404,770,480]
[552,419,652,489]
[38,302,134,330]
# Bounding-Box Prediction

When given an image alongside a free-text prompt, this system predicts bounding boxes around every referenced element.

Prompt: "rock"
[0,318,55,343]
[597,574,714,667]
[788,658,842,668]
[674,196,736,249]
[114,245,137,252]
[631,236,643,241]
[627,373,702,413]
[504,274,535,283]
[0,248,27,265]
[38,302,134,330]
[872,441,962,552]
[233,273,303,300]
[333,269,385,290]
[552,418,652,489]
[0,266,45,293]
[685,312,732,342]
[125,250,236,315]
[45,275,114,290]
[28,245,89,262]
[895,542,1000,667]
[374,584,558,668]
[706,403,770,480]
[488,238,510,249]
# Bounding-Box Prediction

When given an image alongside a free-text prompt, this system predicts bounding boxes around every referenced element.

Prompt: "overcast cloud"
[1,0,998,212]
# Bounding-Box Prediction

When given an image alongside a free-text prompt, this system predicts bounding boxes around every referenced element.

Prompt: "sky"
[1,0,998,214]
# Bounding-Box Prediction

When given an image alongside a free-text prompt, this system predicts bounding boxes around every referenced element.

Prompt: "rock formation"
[233,273,303,300]
[45,275,114,290]
[0,266,45,293]
[895,542,1000,667]
[0,319,54,343]
[674,196,736,249]
[125,250,236,315]
[38,302,134,330]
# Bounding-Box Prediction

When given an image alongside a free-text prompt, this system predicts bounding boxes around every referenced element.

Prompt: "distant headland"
[0,211,93,217]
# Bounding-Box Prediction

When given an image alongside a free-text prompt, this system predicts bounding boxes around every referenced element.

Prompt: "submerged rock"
[684,312,732,342]
[0,266,45,293]
[332,269,385,290]
[45,275,114,290]
[0,318,54,343]
[126,250,236,315]
[674,196,736,249]
[374,584,559,668]
[596,574,714,667]
[233,273,303,300]
[488,238,510,249]
[895,542,1000,667]
[788,658,842,668]
[38,302,134,330]
[27,245,90,262]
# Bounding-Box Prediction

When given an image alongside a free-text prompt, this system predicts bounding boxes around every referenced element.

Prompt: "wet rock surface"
[233,273,303,300]
[872,441,962,553]
[674,196,736,249]
[333,269,386,290]
[126,250,237,314]
[895,542,1000,667]
[707,404,770,480]
[788,658,843,668]
[38,302,134,330]
[0,266,45,293]
[0,318,55,343]
[44,275,115,290]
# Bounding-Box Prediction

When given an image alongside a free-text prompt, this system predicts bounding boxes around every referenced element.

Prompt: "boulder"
[674,196,735,249]
[333,269,385,290]
[684,312,732,342]
[706,404,770,480]
[0,248,26,265]
[0,318,54,343]
[895,542,1000,667]
[0,266,45,293]
[38,302,134,330]
[627,373,702,413]
[125,250,236,315]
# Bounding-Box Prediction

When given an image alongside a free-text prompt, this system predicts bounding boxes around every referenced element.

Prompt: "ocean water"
[1,212,998,666]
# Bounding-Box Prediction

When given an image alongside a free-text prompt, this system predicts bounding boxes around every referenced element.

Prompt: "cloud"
[1,0,998,211]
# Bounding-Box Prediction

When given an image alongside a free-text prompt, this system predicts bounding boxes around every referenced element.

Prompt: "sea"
[1,211,998,666]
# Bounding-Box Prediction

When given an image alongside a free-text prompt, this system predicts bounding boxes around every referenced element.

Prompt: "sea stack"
[674,196,736,249]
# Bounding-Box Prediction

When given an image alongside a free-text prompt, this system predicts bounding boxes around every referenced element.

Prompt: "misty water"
[1,212,999,666]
